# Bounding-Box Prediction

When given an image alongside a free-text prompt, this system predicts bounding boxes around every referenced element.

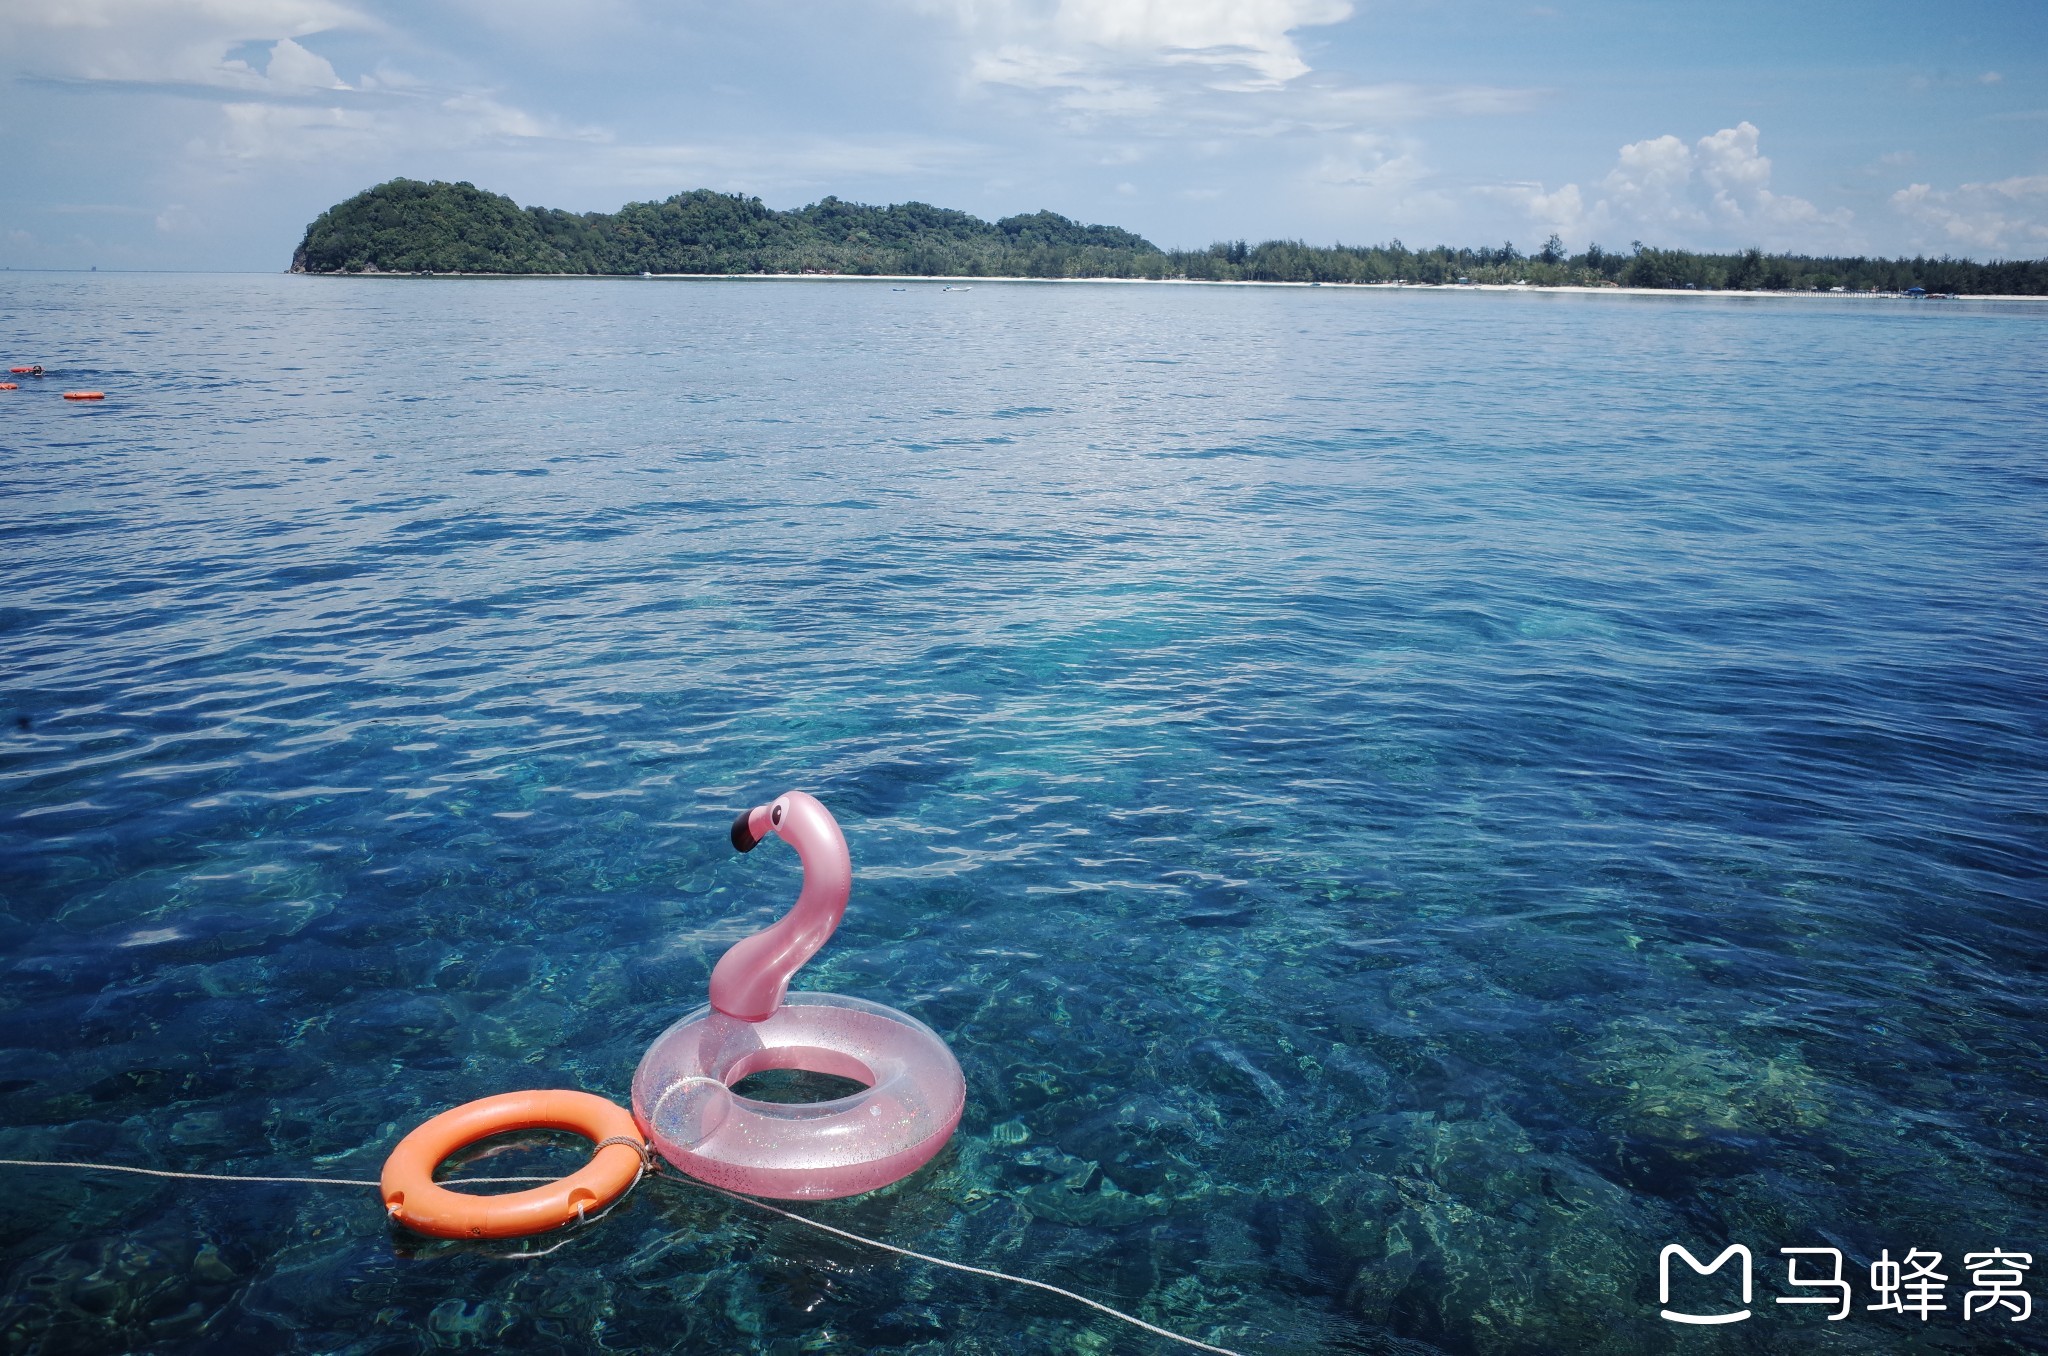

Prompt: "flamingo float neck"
[709,791,851,1022]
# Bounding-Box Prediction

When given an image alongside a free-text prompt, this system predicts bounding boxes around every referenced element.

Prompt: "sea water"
[1,273,2044,1354]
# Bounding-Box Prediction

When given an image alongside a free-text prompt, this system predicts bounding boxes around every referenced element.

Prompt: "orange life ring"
[380,1089,645,1239]
[62,392,104,401]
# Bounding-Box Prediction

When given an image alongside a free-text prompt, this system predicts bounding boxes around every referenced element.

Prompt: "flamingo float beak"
[729,802,777,853]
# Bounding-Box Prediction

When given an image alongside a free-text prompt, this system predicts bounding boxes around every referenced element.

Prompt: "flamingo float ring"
[632,791,966,1198]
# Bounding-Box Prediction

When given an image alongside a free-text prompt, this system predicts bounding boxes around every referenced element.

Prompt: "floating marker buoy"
[8,366,40,376]
[0,383,16,391]
[62,392,105,401]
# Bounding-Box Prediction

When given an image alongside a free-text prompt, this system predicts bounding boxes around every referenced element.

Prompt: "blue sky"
[2,0,2042,270]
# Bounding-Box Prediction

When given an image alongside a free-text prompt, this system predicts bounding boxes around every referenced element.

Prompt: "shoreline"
[289,271,2048,302]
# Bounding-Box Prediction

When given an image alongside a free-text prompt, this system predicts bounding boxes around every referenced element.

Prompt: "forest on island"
[292,178,2048,296]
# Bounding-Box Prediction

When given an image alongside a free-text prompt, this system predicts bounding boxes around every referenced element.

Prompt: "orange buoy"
[62,392,105,401]
[380,1089,644,1239]
[7,366,33,375]
[0,383,16,391]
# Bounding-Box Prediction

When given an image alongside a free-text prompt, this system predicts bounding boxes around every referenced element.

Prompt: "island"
[293,178,2047,296]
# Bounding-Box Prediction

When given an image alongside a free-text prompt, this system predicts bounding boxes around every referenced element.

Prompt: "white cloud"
[258,36,347,90]
[1051,0,1351,85]
[1890,175,2048,254]
[207,100,379,161]
[1294,130,1465,240]
[1302,82,1542,122]
[1313,133,1428,193]
[918,0,1544,216]
[4,0,599,176]
[1489,121,1852,251]
[200,93,605,165]
[438,92,564,141]
[1597,132,1691,229]
[941,0,1352,92]
[6,0,374,90]
[1493,180,1584,238]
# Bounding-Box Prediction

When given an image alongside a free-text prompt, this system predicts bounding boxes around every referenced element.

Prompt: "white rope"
[0,1155,1251,1355]
[0,1158,383,1187]
[0,1159,555,1188]
[660,1169,1248,1356]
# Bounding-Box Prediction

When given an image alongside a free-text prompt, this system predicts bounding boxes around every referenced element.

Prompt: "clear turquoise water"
[1,274,2044,1355]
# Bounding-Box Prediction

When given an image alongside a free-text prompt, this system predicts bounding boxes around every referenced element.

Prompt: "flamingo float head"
[709,790,852,1022]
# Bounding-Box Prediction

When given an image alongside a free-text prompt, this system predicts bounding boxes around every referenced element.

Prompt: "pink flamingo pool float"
[632,791,966,1198]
